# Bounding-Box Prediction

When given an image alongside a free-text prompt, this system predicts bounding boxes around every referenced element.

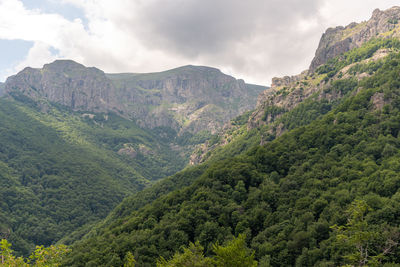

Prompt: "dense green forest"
[65,40,400,266]
[0,96,185,255]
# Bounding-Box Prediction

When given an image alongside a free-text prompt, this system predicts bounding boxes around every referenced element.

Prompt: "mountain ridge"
[310,6,400,71]
[65,9,400,263]
[189,6,400,165]
[4,61,267,137]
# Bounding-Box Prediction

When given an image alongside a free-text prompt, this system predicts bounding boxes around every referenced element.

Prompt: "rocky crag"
[107,66,266,134]
[4,61,266,136]
[190,6,400,164]
[251,6,400,129]
[310,6,400,71]
[4,61,119,113]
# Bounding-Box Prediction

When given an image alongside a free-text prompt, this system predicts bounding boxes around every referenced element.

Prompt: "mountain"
[310,6,400,71]
[4,62,266,137]
[4,61,119,113]
[65,7,400,266]
[0,61,265,255]
[190,7,400,165]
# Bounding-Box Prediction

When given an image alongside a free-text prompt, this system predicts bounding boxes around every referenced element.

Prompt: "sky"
[0,0,399,86]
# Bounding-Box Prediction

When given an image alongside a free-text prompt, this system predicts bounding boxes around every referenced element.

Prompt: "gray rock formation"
[310,6,400,71]
[4,60,119,113]
[249,6,400,131]
[3,61,267,135]
[107,65,266,133]
[0,82,4,96]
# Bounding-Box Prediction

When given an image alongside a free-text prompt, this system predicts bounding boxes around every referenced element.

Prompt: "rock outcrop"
[4,60,119,113]
[107,66,266,133]
[250,6,400,129]
[189,6,400,165]
[3,61,267,136]
[309,6,400,71]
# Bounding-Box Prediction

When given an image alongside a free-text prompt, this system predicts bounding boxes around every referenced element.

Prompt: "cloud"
[1,0,400,84]
[14,41,57,70]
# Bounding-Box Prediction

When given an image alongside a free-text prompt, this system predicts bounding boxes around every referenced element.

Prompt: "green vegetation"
[0,239,69,266]
[157,235,256,267]
[317,38,400,78]
[176,130,214,146]
[0,97,185,255]
[331,200,399,266]
[277,98,332,131]
[66,43,400,266]
[262,106,286,122]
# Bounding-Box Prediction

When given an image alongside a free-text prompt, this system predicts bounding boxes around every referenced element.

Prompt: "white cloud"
[1,0,399,85]
[14,41,57,70]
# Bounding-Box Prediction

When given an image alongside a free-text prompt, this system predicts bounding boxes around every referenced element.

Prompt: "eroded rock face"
[309,6,400,71]
[249,6,400,130]
[4,61,267,136]
[106,65,266,134]
[4,60,119,113]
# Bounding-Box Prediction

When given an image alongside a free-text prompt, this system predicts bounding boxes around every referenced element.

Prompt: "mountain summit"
[310,6,400,71]
[4,61,266,136]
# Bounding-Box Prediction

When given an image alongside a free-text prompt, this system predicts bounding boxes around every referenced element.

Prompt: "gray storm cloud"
[110,0,326,83]
[5,0,398,85]
[130,0,322,55]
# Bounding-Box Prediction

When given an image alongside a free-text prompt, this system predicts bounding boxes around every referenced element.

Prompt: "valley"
[2,4,400,267]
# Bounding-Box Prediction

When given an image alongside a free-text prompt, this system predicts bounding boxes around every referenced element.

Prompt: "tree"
[332,200,399,266]
[157,235,257,267]
[212,234,257,267]
[157,241,212,267]
[0,239,70,267]
[124,252,136,267]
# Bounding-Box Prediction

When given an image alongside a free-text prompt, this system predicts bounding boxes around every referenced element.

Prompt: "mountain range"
[64,6,400,266]
[4,61,266,136]
[0,57,265,255]
[2,5,400,267]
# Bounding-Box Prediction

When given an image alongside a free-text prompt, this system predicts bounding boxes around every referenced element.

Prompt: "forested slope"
[66,40,400,266]
[0,95,185,255]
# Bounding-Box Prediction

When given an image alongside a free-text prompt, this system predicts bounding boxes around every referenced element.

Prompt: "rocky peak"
[3,60,266,136]
[247,7,400,135]
[4,60,119,113]
[309,6,400,71]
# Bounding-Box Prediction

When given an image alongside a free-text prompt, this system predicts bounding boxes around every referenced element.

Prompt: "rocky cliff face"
[250,6,400,129]
[309,6,400,71]
[190,6,400,164]
[3,61,266,136]
[4,60,119,113]
[108,65,266,134]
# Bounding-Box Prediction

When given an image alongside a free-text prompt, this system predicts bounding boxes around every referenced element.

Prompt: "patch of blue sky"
[21,0,88,25]
[0,39,33,81]
[49,46,60,56]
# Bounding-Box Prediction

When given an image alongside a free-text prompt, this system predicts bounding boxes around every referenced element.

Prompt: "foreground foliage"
[0,239,69,266]
[157,235,256,267]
